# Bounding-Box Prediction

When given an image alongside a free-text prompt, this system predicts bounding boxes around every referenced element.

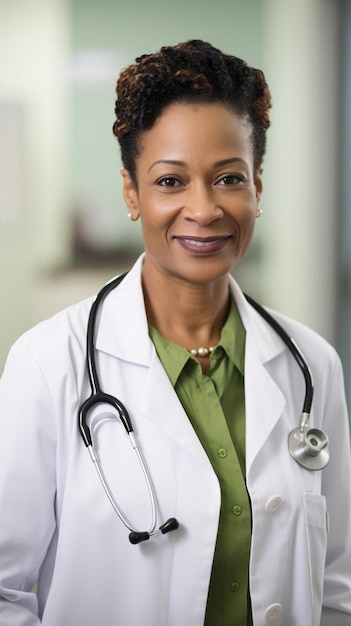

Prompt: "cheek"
[243,211,257,235]
[140,196,181,229]
[234,200,258,230]
[233,202,258,248]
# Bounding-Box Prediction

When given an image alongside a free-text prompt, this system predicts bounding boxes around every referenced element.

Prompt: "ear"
[254,166,263,203]
[121,168,140,220]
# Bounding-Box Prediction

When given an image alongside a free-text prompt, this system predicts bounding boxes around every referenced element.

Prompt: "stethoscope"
[78,274,330,545]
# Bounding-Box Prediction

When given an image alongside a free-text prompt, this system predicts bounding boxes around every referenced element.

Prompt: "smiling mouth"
[175,236,231,254]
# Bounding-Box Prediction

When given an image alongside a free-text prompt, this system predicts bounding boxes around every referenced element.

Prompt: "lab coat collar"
[228,275,287,365]
[95,254,287,368]
[95,254,153,366]
[228,277,287,474]
[95,255,287,473]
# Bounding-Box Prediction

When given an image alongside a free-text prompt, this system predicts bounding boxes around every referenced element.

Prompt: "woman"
[0,40,350,626]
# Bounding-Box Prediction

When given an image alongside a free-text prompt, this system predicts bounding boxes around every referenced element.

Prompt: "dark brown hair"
[113,40,272,181]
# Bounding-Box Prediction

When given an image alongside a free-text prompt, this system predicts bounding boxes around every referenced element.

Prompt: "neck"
[142,265,231,350]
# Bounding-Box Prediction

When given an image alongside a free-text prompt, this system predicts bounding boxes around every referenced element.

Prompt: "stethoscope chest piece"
[288,426,329,471]
[246,294,330,471]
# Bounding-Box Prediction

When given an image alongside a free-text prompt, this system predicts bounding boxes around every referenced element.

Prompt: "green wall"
[69,0,265,253]
[72,0,264,55]
[0,0,265,370]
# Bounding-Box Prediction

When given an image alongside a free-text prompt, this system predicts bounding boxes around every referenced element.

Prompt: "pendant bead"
[189,346,214,357]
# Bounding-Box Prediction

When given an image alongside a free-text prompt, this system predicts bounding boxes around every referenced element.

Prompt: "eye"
[216,174,245,186]
[157,176,182,188]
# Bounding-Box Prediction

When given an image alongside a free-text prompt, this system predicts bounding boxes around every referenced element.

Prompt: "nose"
[183,183,223,225]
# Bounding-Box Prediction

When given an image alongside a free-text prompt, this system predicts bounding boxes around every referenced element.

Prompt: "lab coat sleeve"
[0,338,57,625]
[320,352,351,624]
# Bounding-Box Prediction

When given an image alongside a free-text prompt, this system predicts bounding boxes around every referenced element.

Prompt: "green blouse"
[149,298,252,625]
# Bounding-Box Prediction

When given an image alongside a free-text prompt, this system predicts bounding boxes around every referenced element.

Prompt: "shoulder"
[6,296,94,372]
[269,308,338,361]
[261,307,344,397]
[0,296,99,414]
[3,255,145,378]
[231,277,340,369]
[231,277,342,388]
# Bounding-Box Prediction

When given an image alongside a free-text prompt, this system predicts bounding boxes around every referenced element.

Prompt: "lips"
[175,236,231,255]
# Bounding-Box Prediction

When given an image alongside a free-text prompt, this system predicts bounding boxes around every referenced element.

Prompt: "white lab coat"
[0,254,350,626]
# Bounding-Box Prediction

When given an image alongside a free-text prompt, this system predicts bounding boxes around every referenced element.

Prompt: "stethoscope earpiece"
[288,424,330,471]
[129,517,179,545]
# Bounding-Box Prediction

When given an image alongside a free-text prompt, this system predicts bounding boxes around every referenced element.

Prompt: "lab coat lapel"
[230,278,287,475]
[95,255,212,468]
[244,342,286,475]
[138,278,288,473]
[95,259,288,472]
[95,255,153,367]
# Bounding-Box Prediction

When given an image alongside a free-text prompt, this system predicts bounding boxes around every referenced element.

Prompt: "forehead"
[137,102,254,166]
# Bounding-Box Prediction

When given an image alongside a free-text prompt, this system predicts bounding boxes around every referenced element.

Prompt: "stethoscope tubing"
[244,294,314,416]
[79,274,130,448]
[87,432,158,534]
[78,273,329,543]
[78,272,167,542]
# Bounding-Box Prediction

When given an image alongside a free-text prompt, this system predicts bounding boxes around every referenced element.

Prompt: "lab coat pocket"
[303,492,328,625]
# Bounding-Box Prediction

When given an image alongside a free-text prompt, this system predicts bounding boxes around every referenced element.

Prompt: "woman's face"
[122,102,263,286]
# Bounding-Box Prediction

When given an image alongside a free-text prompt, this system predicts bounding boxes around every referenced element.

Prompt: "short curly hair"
[113,40,272,182]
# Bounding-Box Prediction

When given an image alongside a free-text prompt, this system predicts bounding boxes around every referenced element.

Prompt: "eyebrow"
[148,159,185,173]
[213,157,247,167]
[148,157,247,173]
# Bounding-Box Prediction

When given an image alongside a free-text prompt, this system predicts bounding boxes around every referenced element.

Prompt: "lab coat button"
[264,603,283,622]
[265,496,283,513]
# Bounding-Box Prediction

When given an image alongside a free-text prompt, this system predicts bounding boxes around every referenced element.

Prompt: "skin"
[122,102,263,370]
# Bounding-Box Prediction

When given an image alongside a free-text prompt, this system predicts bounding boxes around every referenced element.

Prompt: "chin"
[172,258,237,285]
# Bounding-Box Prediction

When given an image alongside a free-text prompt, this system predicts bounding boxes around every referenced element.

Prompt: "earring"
[128,212,139,222]
[256,208,263,218]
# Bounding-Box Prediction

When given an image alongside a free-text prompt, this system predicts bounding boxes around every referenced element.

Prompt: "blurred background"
[0,0,350,409]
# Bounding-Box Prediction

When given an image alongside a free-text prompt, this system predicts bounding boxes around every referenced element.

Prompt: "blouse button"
[230,581,240,592]
[217,448,227,458]
[232,505,242,516]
